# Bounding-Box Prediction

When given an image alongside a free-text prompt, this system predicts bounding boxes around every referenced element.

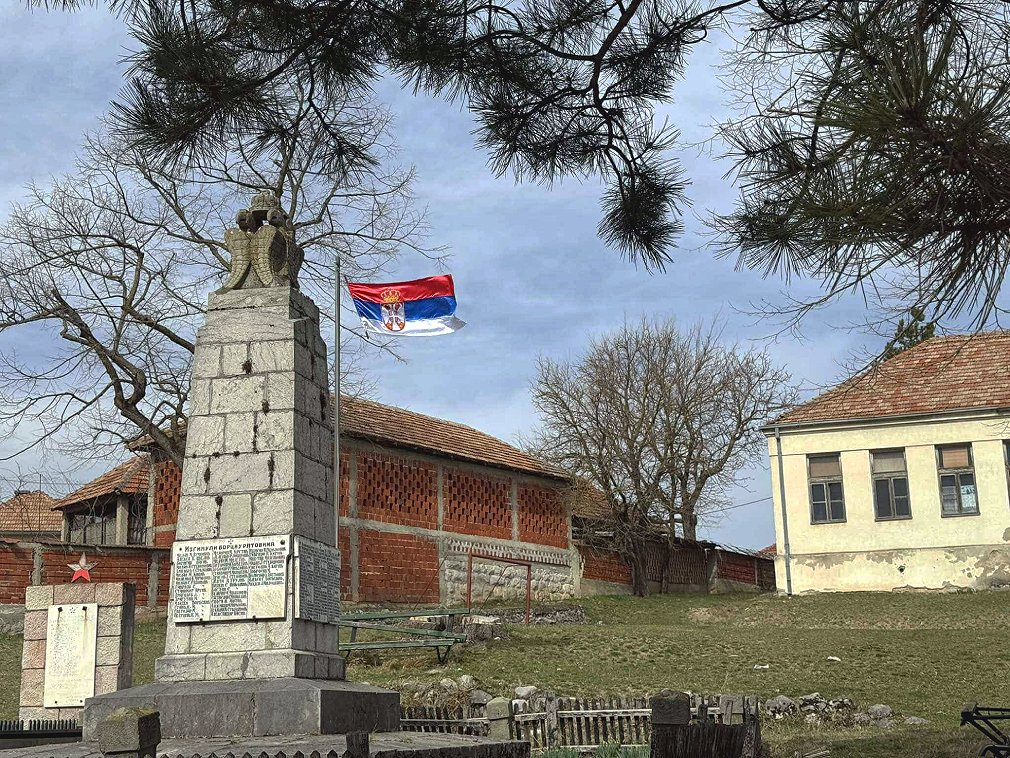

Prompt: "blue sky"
[1,5,879,547]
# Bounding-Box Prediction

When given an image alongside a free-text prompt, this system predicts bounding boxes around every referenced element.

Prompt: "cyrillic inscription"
[172,536,289,622]
[294,536,341,624]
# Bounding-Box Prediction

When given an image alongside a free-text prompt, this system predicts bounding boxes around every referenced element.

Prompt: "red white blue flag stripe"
[347,274,465,336]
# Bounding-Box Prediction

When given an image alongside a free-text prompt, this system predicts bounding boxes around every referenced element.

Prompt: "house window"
[69,505,116,544]
[127,498,148,545]
[808,453,845,523]
[871,449,911,520]
[937,443,978,516]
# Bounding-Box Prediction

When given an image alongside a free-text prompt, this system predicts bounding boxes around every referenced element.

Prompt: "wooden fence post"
[487,697,512,741]
[545,692,558,748]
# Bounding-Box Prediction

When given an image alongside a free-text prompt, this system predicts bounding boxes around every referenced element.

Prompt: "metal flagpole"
[334,253,341,545]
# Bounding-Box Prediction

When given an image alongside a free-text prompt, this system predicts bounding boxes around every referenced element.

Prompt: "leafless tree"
[529,319,795,595]
[0,89,441,470]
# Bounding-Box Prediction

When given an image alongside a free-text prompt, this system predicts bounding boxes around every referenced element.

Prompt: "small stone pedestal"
[20,583,135,723]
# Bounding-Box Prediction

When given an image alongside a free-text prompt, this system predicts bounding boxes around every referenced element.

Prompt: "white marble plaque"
[294,536,341,624]
[172,535,290,622]
[43,603,97,708]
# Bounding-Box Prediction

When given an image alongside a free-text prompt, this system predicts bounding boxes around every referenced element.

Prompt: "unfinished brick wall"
[0,543,170,607]
[665,546,709,588]
[355,452,438,529]
[715,550,758,585]
[442,468,512,540]
[153,457,182,545]
[518,485,568,548]
[357,528,439,603]
[0,544,36,603]
[578,540,775,594]
[579,545,633,585]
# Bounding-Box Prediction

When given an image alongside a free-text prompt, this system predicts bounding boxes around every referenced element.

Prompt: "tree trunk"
[628,537,651,597]
[682,511,698,541]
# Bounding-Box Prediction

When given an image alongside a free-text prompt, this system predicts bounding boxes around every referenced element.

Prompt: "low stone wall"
[442,552,575,604]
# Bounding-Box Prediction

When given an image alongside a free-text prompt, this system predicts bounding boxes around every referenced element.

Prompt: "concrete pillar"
[486,697,511,741]
[650,690,691,751]
[344,731,369,758]
[510,480,519,542]
[115,494,129,545]
[31,544,43,586]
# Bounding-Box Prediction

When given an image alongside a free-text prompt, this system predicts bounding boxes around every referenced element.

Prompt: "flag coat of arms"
[347,275,465,336]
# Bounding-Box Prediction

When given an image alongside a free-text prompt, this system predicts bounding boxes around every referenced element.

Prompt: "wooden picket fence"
[401,693,760,753]
[510,695,652,750]
[400,704,490,736]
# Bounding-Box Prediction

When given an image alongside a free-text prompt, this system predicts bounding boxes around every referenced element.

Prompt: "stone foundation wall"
[442,547,575,605]
[778,544,1010,593]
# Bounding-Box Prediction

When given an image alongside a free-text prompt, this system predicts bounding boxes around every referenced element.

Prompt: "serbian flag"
[347,275,465,336]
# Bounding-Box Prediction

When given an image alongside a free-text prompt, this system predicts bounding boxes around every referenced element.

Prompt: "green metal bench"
[337,608,472,664]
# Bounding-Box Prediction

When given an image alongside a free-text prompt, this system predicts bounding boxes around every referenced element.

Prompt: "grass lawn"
[0,591,1005,757]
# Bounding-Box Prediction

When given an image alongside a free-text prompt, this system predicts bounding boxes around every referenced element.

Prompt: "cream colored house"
[765,333,1010,593]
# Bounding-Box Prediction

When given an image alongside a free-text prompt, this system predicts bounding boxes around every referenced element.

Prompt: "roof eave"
[761,404,1010,435]
[343,430,571,482]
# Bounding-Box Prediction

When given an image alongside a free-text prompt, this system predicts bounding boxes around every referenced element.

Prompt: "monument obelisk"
[82,192,398,739]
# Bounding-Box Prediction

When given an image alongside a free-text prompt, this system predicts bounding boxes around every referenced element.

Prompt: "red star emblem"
[67,552,96,583]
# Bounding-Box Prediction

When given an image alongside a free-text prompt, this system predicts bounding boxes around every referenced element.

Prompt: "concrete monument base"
[81,678,399,741]
[5,730,532,758]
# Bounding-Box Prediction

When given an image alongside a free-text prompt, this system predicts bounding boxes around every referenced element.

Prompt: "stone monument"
[81,193,398,740]
[20,582,136,723]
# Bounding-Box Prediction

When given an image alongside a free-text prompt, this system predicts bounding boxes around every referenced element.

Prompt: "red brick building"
[1,395,772,607]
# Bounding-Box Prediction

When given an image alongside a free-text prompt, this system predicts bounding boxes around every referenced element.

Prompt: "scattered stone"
[457,674,477,690]
[470,689,493,707]
[754,664,770,670]
[867,704,893,720]
[500,605,588,625]
[515,686,538,699]
[827,698,854,712]
[853,713,871,726]
[0,605,25,635]
[439,678,458,691]
[826,656,841,662]
[463,617,507,643]
[877,718,897,729]
[804,713,823,727]
[904,716,929,726]
[764,695,797,717]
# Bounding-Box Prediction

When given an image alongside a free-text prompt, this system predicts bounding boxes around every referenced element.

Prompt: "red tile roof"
[130,396,566,481]
[54,457,150,510]
[760,543,777,555]
[775,333,1010,425]
[341,396,566,480]
[0,491,61,533]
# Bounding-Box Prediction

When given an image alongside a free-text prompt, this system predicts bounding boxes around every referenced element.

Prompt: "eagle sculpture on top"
[217,191,304,292]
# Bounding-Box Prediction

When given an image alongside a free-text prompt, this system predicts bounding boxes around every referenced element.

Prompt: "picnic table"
[337,607,472,663]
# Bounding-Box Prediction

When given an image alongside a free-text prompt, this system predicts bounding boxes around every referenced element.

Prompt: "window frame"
[807,453,846,525]
[936,443,979,518]
[870,449,912,521]
[127,497,148,545]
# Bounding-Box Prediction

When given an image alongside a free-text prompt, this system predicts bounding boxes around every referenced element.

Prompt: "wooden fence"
[401,693,760,753]
[400,705,490,736]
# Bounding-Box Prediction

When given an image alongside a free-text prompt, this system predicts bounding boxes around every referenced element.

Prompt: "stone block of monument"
[80,192,398,740]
